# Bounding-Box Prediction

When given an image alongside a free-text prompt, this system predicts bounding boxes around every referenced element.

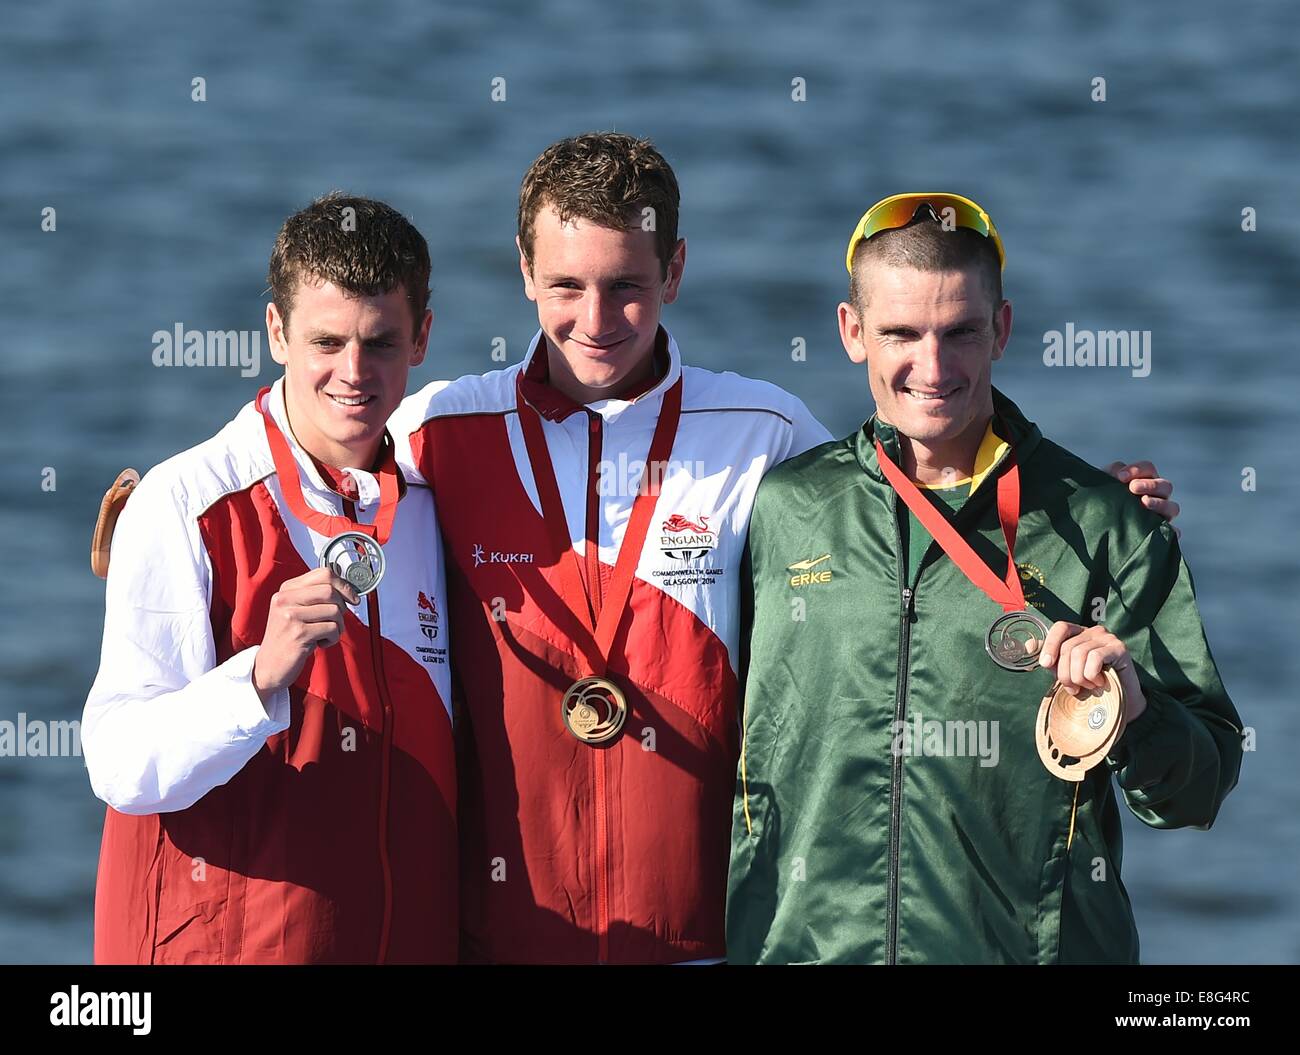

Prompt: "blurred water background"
[1,0,1296,963]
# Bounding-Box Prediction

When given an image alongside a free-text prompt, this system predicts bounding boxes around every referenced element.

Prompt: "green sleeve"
[1103,522,1244,829]
[727,530,780,964]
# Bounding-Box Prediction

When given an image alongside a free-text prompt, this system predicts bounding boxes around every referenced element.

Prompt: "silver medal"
[986,609,1051,672]
[320,531,386,597]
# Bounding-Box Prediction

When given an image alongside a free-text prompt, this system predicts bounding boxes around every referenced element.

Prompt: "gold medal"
[561,676,628,744]
[1035,669,1127,781]
[518,374,683,748]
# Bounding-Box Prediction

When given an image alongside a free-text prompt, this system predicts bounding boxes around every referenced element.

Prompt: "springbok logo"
[660,513,718,561]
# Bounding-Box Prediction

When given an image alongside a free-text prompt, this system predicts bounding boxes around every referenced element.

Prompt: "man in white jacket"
[83,193,457,963]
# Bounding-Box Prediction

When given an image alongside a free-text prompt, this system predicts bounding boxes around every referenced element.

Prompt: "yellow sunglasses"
[845,192,1006,274]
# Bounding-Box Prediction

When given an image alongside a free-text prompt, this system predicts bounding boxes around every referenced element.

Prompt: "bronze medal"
[986,608,1051,672]
[1034,669,1127,781]
[874,429,1131,782]
[875,433,1045,676]
[561,676,628,744]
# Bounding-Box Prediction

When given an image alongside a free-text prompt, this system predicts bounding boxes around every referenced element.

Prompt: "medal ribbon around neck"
[874,429,1026,612]
[256,386,399,546]
[516,375,683,679]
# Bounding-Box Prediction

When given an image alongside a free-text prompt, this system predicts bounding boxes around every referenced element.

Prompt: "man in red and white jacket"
[83,194,456,964]
[395,322,823,963]
[392,133,1181,964]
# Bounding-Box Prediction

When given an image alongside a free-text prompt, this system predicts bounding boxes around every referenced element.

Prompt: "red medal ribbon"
[874,430,1026,612]
[517,375,683,678]
[256,386,399,545]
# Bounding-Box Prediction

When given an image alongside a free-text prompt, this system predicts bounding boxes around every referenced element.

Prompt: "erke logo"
[788,554,832,587]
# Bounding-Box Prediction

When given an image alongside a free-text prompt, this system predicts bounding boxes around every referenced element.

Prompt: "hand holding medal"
[258,387,399,604]
[320,531,387,596]
[1034,626,1149,774]
[874,433,1144,781]
[252,567,361,706]
[250,386,403,707]
[1032,622,1148,780]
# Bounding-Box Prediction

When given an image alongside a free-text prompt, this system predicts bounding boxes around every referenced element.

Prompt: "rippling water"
[2,0,1296,963]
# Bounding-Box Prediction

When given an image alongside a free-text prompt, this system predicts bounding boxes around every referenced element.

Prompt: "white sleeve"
[784,394,833,460]
[81,469,291,815]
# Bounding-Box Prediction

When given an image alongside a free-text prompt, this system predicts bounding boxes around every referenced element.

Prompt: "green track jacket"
[727,388,1243,964]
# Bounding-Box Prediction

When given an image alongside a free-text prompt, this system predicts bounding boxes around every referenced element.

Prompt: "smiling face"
[839,263,1012,478]
[267,277,430,469]
[520,203,685,403]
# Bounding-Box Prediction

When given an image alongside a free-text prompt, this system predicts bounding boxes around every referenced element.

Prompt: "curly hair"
[517,132,680,277]
[268,192,431,337]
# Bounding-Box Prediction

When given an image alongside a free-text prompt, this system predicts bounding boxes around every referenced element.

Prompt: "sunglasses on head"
[845,193,1006,274]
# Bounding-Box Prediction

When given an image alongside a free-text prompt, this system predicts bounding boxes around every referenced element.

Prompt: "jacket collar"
[260,378,405,506]
[516,326,681,424]
[853,385,1042,486]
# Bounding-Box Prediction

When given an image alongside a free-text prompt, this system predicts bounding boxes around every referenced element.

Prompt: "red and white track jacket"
[83,380,456,963]
[392,328,828,963]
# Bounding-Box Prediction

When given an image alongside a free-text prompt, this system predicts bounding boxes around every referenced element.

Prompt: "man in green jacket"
[726,193,1243,964]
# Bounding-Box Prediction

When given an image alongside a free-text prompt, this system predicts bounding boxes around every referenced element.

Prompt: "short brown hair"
[851,220,1002,315]
[517,132,681,277]
[268,192,431,337]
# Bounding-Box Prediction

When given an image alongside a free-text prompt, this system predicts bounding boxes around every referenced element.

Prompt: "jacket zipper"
[887,491,912,965]
[584,411,610,964]
[584,411,605,613]
[881,436,1016,964]
[345,497,394,965]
